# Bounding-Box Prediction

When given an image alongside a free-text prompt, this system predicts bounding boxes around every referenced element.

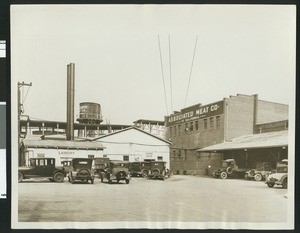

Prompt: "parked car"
[265,159,288,189]
[100,160,131,184]
[245,162,274,181]
[68,158,95,184]
[18,158,66,183]
[148,161,169,180]
[93,157,110,176]
[129,161,150,177]
[212,159,248,179]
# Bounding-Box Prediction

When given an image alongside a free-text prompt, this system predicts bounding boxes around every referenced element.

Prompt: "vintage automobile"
[148,161,169,180]
[129,161,150,177]
[212,159,248,179]
[68,158,95,184]
[93,157,110,176]
[18,158,66,183]
[244,162,274,181]
[100,160,131,184]
[265,159,288,189]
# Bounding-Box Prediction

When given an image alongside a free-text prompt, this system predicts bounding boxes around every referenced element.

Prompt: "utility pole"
[18,82,32,141]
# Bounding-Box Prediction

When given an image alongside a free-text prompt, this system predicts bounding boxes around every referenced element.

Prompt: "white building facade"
[93,127,171,169]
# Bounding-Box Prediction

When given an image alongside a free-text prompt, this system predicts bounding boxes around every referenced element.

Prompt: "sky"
[11,5,296,125]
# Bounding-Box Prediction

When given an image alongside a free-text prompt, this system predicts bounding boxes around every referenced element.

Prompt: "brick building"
[165,94,288,175]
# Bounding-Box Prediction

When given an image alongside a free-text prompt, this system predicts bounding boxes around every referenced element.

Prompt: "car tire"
[53,172,64,182]
[254,173,262,181]
[226,167,233,175]
[267,183,274,188]
[282,178,287,189]
[244,173,249,180]
[220,171,228,179]
[142,170,148,178]
[126,180,130,184]
[18,172,23,183]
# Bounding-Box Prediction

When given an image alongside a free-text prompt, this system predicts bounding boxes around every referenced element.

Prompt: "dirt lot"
[18,175,288,222]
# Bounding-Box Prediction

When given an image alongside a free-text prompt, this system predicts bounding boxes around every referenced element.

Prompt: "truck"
[212,159,248,179]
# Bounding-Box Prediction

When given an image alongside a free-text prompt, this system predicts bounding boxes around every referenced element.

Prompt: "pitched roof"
[93,126,171,144]
[22,138,105,150]
[197,130,288,152]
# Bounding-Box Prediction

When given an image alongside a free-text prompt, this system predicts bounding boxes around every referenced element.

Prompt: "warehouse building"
[93,126,171,169]
[165,94,289,175]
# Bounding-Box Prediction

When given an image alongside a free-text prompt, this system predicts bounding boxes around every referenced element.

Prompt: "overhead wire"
[158,35,169,116]
[184,35,198,107]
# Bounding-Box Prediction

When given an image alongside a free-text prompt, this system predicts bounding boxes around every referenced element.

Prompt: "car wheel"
[226,167,233,175]
[126,180,130,184]
[282,178,287,189]
[91,179,94,184]
[220,171,228,179]
[254,173,262,181]
[244,173,248,179]
[53,172,64,182]
[267,183,274,188]
[142,170,148,178]
[18,172,23,183]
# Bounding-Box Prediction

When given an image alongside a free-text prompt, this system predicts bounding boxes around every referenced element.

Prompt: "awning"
[197,130,288,152]
[22,138,105,150]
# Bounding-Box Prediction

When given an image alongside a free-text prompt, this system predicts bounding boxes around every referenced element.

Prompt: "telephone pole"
[18,82,32,141]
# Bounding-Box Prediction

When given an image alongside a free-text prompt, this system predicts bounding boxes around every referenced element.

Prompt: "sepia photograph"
[10,4,295,229]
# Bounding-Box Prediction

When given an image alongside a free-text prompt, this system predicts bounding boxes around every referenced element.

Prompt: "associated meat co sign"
[165,101,224,126]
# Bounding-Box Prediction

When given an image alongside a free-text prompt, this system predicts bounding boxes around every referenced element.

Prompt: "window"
[190,122,193,131]
[178,125,181,135]
[195,121,199,131]
[285,121,288,129]
[157,156,163,160]
[185,123,189,132]
[39,159,44,166]
[216,116,220,129]
[37,153,45,158]
[103,155,107,158]
[123,155,129,161]
[169,127,172,136]
[174,126,176,136]
[204,119,208,130]
[209,117,214,129]
[88,155,95,159]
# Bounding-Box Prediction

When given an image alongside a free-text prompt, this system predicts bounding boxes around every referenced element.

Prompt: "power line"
[169,35,173,112]
[184,35,198,107]
[158,35,169,115]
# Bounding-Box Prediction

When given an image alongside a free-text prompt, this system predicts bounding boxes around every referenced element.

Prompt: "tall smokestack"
[67,63,75,140]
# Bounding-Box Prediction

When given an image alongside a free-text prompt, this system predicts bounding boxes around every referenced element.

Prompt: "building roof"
[22,138,105,150]
[197,130,288,152]
[93,126,171,145]
[133,119,165,125]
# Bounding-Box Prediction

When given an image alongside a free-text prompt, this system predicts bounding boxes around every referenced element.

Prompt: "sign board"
[165,101,224,126]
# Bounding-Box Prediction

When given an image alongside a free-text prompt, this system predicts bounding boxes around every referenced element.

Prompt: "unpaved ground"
[18,175,287,222]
